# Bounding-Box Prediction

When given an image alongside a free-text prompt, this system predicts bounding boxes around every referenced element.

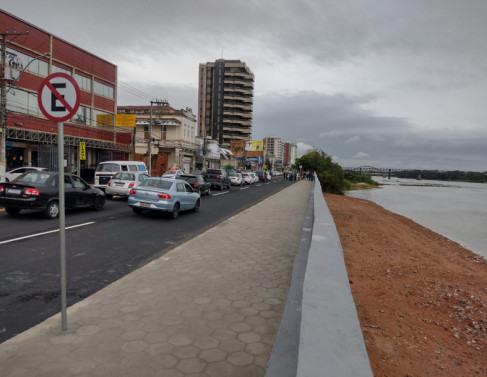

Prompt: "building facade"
[284,141,298,168]
[117,105,197,176]
[197,59,254,148]
[263,136,284,171]
[1,10,130,181]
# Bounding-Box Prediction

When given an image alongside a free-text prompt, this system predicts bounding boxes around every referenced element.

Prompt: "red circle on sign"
[38,73,81,122]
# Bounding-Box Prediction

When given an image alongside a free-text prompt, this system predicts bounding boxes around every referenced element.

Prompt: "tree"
[294,149,346,194]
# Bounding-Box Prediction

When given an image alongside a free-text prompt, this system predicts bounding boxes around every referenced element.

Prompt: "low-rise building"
[117,105,197,176]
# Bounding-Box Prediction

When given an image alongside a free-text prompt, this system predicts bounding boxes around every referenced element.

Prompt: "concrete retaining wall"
[266,180,373,377]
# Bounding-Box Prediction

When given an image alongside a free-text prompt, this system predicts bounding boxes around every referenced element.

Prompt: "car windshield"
[113,172,135,180]
[163,170,178,175]
[180,176,196,183]
[15,172,51,185]
[140,179,173,190]
[96,163,119,172]
[230,173,239,177]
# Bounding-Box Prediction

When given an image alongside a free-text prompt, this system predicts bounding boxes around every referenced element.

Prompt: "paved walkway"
[0,180,312,377]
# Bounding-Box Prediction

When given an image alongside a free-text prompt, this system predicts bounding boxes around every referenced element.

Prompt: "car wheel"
[170,203,180,219]
[193,199,200,212]
[92,196,105,211]
[5,207,20,215]
[132,207,143,215]
[44,201,59,219]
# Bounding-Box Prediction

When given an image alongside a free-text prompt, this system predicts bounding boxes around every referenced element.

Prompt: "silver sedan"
[127,177,200,219]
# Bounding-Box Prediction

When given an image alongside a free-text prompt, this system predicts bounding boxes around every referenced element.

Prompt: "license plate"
[140,202,151,208]
[7,188,21,195]
[115,182,124,186]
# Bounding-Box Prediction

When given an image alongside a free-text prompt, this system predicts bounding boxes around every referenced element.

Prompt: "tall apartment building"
[284,142,298,168]
[197,59,254,148]
[263,136,284,170]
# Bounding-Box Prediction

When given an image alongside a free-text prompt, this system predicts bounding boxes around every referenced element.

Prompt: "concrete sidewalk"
[0,180,312,377]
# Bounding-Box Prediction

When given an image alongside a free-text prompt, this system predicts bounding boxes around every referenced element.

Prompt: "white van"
[94,161,148,190]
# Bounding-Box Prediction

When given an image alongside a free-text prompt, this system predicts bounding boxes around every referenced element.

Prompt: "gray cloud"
[3,0,486,171]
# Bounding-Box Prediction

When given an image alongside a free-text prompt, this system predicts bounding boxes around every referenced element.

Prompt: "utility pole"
[1,28,29,181]
[147,98,168,176]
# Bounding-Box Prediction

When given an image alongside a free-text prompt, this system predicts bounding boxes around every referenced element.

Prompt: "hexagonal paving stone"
[205,360,236,376]
[219,339,245,353]
[171,345,200,359]
[176,357,206,374]
[168,334,194,347]
[227,351,254,366]
[194,336,220,350]
[199,348,226,363]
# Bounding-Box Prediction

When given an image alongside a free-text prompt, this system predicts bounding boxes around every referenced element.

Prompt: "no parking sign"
[38,73,80,122]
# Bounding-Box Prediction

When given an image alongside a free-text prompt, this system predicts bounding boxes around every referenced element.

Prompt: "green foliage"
[294,149,346,194]
[344,171,379,185]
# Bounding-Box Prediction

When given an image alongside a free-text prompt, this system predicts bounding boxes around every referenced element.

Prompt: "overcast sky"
[3,1,487,171]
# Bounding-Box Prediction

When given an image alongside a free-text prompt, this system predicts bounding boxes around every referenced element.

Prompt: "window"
[6,88,41,116]
[94,81,114,99]
[52,65,71,75]
[74,105,90,125]
[75,73,92,92]
[7,48,48,77]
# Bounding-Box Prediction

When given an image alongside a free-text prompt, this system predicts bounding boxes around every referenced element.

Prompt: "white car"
[5,167,47,182]
[105,171,150,199]
[230,173,244,186]
[250,172,258,184]
[162,169,184,179]
[241,172,253,185]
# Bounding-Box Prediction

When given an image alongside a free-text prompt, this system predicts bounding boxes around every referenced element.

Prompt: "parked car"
[230,173,244,186]
[256,170,269,182]
[94,161,147,191]
[190,170,206,176]
[241,172,253,185]
[0,171,105,219]
[5,167,47,182]
[250,172,258,184]
[179,174,211,196]
[205,168,231,190]
[105,171,149,199]
[162,169,184,179]
[128,177,200,219]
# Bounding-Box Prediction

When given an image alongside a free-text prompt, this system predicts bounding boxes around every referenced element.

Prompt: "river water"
[345,177,487,259]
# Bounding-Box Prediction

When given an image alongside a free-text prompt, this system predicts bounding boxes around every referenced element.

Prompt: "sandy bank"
[324,193,487,377]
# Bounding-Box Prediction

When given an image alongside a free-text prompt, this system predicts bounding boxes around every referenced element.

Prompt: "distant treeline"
[395,170,487,183]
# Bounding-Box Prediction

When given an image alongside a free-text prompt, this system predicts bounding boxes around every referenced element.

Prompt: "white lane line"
[212,191,230,196]
[0,222,95,245]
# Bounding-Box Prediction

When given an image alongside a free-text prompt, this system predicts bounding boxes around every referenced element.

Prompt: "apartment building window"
[6,87,41,116]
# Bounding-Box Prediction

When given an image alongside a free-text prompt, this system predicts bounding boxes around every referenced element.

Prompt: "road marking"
[212,191,230,196]
[0,222,95,245]
[240,186,250,190]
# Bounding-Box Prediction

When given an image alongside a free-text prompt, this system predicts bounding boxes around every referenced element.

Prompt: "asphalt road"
[0,177,294,343]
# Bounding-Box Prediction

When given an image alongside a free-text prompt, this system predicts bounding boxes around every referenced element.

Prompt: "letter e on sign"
[38,73,80,122]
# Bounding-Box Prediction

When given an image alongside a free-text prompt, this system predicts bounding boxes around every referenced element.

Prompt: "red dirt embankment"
[324,193,487,377]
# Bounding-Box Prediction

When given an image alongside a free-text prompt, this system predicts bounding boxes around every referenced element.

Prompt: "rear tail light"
[107,181,112,186]
[158,193,171,199]
[24,188,40,196]
[128,182,135,188]
[129,189,136,195]
[216,175,220,178]
[0,185,4,193]
[193,183,199,188]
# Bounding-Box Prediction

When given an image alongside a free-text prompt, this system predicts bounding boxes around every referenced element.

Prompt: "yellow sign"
[79,142,86,161]
[115,114,136,127]
[245,141,263,152]
[96,114,113,126]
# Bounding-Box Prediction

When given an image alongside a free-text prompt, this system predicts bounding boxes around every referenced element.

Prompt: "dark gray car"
[205,168,231,190]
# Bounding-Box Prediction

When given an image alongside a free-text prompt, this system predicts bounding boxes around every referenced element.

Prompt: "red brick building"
[1,10,131,181]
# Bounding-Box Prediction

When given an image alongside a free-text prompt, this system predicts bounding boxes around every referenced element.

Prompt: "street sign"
[79,142,86,160]
[38,73,80,122]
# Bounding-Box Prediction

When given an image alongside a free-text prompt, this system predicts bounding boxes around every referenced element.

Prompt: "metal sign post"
[38,73,80,330]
